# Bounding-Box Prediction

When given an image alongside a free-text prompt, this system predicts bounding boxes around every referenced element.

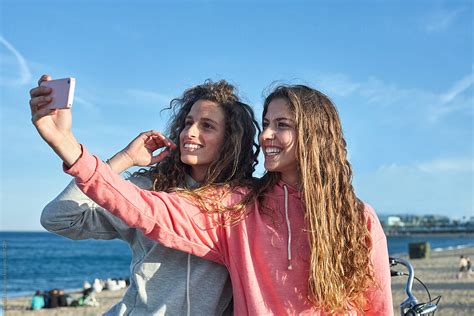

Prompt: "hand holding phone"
[40,77,76,109]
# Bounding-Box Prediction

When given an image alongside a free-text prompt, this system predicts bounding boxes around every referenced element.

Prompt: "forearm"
[105,151,134,174]
[65,145,223,262]
[49,132,82,167]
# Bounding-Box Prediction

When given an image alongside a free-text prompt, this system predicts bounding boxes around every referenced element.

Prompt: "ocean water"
[1,232,131,298]
[387,234,473,255]
[1,232,473,298]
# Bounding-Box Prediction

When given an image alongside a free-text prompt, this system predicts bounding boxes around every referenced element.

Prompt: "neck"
[191,167,206,183]
[280,171,299,188]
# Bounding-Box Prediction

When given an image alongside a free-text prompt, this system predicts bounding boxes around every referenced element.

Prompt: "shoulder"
[362,202,387,244]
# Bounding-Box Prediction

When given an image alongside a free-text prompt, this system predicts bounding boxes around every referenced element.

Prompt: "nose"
[260,125,275,144]
[261,126,275,140]
[186,122,199,138]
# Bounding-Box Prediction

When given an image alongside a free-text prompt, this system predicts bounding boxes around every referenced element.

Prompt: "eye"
[184,119,193,127]
[262,121,269,129]
[202,122,214,130]
[277,122,290,128]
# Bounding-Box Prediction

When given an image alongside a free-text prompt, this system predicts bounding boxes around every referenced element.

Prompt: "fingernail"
[45,96,52,101]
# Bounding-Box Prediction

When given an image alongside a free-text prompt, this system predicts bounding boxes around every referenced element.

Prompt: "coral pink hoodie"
[66,147,393,315]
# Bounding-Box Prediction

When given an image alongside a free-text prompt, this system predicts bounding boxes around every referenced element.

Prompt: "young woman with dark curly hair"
[33,75,259,315]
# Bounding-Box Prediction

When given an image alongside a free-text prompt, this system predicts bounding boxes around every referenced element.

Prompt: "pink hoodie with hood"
[66,147,393,315]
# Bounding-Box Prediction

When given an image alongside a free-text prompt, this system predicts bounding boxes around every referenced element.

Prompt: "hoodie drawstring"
[186,253,191,316]
[283,185,293,270]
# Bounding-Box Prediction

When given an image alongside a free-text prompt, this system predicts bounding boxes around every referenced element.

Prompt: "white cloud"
[440,71,474,104]
[316,70,472,123]
[417,158,474,173]
[0,36,32,85]
[423,8,464,33]
[315,73,360,97]
[378,158,474,174]
[75,96,98,112]
[356,158,473,217]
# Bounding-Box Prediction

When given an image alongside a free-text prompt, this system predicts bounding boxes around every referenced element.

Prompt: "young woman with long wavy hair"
[32,75,259,315]
[31,82,392,314]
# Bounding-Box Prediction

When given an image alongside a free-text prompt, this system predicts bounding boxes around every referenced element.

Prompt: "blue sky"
[1,0,472,231]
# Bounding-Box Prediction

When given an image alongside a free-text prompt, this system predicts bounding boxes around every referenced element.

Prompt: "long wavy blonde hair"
[250,85,376,313]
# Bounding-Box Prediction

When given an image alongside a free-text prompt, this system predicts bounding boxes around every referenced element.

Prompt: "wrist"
[51,132,82,167]
[106,151,134,174]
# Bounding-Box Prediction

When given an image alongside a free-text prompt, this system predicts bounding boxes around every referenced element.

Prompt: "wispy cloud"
[378,158,473,174]
[75,96,99,113]
[0,36,32,85]
[423,7,464,33]
[440,71,474,104]
[125,89,172,107]
[417,158,474,173]
[315,73,360,97]
[316,70,472,123]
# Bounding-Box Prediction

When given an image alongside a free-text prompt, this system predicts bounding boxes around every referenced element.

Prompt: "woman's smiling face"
[259,98,299,186]
[179,99,225,182]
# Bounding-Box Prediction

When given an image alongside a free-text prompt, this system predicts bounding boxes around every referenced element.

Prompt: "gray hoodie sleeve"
[41,175,152,241]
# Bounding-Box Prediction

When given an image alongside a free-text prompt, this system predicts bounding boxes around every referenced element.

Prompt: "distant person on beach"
[57,289,68,307]
[31,82,392,314]
[31,75,259,315]
[457,256,471,279]
[30,290,45,310]
[71,288,100,307]
[467,257,473,278]
[47,288,60,308]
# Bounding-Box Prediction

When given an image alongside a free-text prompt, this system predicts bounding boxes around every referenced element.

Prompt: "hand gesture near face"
[107,131,177,173]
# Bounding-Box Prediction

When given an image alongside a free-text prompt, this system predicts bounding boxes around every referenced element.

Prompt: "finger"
[31,108,57,122]
[144,130,165,137]
[149,133,177,149]
[38,74,52,86]
[30,96,53,109]
[30,86,52,97]
[150,149,170,164]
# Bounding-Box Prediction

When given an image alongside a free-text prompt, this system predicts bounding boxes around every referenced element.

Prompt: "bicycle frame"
[390,257,440,316]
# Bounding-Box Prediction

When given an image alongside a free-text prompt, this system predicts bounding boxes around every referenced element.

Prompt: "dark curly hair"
[136,80,260,192]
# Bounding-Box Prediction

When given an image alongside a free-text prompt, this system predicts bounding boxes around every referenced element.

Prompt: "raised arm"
[64,147,228,263]
[30,74,176,240]
[30,74,176,169]
[30,75,226,263]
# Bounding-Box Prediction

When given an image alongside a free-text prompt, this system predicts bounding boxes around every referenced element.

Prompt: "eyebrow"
[263,117,294,123]
[185,115,220,126]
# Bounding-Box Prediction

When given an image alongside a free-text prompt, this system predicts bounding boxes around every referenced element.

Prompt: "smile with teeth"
[265,147,282,156]
[183,143,203,151]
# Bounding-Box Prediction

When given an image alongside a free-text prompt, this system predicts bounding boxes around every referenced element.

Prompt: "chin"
[264,163,279,173]
[181,156,197,166]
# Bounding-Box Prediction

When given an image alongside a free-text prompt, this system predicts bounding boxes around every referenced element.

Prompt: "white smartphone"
[40,77,76,109]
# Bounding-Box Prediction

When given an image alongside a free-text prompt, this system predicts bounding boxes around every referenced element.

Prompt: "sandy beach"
[391,245,473,315]
[3,246,473,315]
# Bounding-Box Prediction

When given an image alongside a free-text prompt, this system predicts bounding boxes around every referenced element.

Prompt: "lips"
[264,146,282,156]
[182,142,203,152]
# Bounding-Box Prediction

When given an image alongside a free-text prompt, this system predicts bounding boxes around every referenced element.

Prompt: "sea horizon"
[2,231,473,298]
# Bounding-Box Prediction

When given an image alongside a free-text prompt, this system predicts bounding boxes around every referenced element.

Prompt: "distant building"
[387,216,404,227]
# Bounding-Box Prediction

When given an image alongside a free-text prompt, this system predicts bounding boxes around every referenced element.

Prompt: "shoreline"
[2,246,473,315]
[389,242,474,257]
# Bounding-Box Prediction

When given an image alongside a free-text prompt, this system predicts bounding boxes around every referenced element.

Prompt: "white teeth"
[184,143,202,150]
[265,147,281,155]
